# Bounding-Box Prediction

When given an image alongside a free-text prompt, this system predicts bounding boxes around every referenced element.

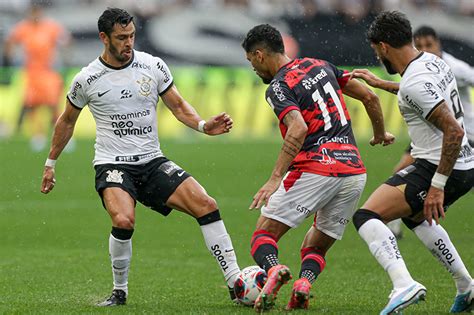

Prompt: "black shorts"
[385,159,474,217]
[95,157,191,216]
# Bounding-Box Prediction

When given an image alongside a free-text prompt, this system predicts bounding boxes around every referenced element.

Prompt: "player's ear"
[99,32,109,44]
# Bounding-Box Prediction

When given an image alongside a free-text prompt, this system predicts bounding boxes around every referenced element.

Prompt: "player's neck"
[100,51,132,69]
[271,54,292,76]
[396,46,422,75]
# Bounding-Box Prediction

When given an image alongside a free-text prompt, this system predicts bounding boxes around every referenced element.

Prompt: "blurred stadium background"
[0,0,473,313]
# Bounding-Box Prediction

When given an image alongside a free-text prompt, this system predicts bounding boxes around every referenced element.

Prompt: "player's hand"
[204,112,233,136]
[350,69,383,88]
[423,186,445,226]
[41,167,56,194]
[370,131,395,146]
[249,177,281,210]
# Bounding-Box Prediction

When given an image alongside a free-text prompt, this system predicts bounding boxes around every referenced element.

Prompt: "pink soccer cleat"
[286,278,312,310]
[254,264,292,312]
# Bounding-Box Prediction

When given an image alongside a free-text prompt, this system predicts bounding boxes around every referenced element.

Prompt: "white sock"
[358,218,414,289]
[200,220,240,288]
[109,234,132,295]
[413,221,472,294]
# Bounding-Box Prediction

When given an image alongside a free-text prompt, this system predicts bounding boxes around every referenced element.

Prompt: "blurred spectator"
[4,2,71,151]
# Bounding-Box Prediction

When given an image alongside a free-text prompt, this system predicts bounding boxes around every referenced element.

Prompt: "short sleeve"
[154,57,174,95]
[326,62,349,89]
[265,80,300,122]
[400,76,444,119]
[66,72,88,109]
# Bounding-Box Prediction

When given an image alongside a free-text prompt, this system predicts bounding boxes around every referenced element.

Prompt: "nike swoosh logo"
[98,89,111,97]
[177,171,185,177]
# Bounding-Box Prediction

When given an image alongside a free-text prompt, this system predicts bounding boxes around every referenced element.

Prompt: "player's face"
[246,51,273,84]
[414,36,441,57]
[371,42,397,75]
[105,22,135,63]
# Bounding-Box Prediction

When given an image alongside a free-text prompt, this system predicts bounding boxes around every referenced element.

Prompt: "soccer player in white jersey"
[350,11,474,314]
[40,8,240,306]
[366,25,474,242]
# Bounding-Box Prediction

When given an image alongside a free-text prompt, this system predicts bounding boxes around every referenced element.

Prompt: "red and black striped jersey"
[265,58,366,177]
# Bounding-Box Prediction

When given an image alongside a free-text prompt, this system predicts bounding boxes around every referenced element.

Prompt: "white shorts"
[261,172,367,240]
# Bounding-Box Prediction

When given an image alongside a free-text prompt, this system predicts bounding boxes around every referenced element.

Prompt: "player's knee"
[112,213,135,229]
[353,208,382,231]
[111,226,134,240]
[200,195,218,213]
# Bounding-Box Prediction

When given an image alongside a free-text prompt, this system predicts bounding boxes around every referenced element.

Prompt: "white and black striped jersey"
[67,50,173,165]
[398,52,474,170]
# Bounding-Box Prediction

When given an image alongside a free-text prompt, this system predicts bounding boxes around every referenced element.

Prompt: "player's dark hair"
[367,11,412,48]
[413,25,438,40]
[242,24,285,54]
[98,8,134,36]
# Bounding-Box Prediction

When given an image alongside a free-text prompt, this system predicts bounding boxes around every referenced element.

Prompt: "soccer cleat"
[254,264,292,312]
[450,283,473,313]
[97,289,127,307]
[228,285,239,304]
[286,278,312,310]
[380,282,426,315]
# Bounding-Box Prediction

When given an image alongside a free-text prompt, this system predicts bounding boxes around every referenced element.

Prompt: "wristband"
[198,120,206,133]
[431,172,448,190]
[45,158,57,168]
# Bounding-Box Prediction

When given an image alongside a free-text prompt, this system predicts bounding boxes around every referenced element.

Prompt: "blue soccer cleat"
[450,283,473,313]
[380,282,426,315]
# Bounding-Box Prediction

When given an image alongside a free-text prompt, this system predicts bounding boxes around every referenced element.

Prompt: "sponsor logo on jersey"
[137,77,152,97]
[121,89,133,99]
[316,135,349,145]
[425,62,440,74]
[70,81,82,100]
[302,69,328,90]
[404,95,423,115]
[157,62,171,83]
[106,170,124,183]
[131,61,151,70]
[86,69,108,85]
[109,110,153,138]
[158,161,181,176]
[98,89,111,97]
[271,81,286,101]
[436,69,455,92]
[423,82,439,98]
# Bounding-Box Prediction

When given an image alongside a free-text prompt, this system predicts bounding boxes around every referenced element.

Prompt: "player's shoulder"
[72,58,103,84]
[401,53,441,86]
[134,50,168,67]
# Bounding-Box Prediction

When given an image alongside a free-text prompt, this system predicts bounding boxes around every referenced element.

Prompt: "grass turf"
[0,137,472,314]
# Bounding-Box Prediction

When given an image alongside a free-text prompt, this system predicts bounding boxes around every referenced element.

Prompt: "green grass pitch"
[0,137,472,314]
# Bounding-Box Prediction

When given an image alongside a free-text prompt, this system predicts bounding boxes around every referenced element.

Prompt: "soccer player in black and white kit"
[40,8,240,306]
[350,11,474,314]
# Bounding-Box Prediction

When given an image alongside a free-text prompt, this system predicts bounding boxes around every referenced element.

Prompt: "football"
[233,265,267,306]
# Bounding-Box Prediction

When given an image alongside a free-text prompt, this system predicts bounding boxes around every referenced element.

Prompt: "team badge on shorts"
[106,170,124,183]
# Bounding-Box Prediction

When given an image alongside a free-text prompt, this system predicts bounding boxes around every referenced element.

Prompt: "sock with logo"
[412,220,472,294]
[198,210,240,288]
[110,227,134,295]
[299,247,326,284]
[354,209,414,289]
[250,229,280,273]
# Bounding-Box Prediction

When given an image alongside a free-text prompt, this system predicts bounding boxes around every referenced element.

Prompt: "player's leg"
[353,184,426,314]
[165,176,241,301]
[287,173,366,310]
[94,164,138,307]
[250,216,292,312]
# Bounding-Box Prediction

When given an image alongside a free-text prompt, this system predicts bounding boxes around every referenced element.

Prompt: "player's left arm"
[342,79,395,146]
[249,110,307,209]
[424,102,465,225]
[161,84,232,136]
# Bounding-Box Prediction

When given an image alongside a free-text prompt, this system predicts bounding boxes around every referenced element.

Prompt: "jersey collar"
[401,52,424,77]
[99,51,135,70]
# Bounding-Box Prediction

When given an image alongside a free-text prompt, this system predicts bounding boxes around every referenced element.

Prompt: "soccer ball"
[233,265,267,306]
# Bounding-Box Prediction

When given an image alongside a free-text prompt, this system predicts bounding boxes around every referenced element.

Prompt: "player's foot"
[97,289,126,306]
[229,285,239,304]
[450,281,473,313]
[286,278,311,310]
[254,264,292,313]
[380,282,426,315]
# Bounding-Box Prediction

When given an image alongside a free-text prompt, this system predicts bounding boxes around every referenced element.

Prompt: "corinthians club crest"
[106,170,124,184]
[137,77,152,97]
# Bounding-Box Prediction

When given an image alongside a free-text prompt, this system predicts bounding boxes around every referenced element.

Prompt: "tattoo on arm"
[427,103,463,175]
[281,110,305,158]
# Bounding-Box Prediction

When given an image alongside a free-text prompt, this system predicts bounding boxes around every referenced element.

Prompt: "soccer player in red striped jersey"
[242,24,395,312]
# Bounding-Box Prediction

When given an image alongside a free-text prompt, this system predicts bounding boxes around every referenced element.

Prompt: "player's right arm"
[41,99,81,194]
[351,69,400,94]
[342,78,395,146]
